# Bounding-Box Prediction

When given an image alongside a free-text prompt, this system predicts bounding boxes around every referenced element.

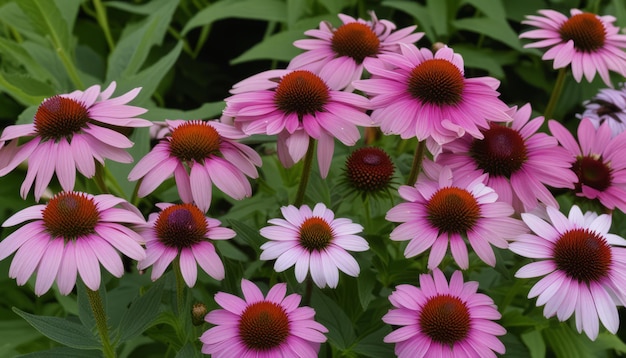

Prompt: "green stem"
[86,288,116,358]
[302,276,313,306]
[293,139,316,207]
[93,163,110,194]
[93,0,115,51]
[406,141,426,186]
[173,255,186,316]
[192,24,212,59]
[543,67,567,121]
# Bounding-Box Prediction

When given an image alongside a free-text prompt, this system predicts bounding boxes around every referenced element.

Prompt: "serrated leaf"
[12,307,100,349]
[117,279,164,342]
[183,0,287,35]
[230,29,306,64]
[310,288,356,350]
[453,17,523,51]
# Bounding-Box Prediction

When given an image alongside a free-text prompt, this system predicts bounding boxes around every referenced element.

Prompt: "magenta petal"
[34,238,64,296]
[74,239,101,291]
[179,248,198,287]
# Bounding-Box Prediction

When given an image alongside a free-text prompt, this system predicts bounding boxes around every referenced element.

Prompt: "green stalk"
[86,288,116,358]
[293,139,316,207]
[93,0,115,51]
[406,141,426,186]
[93,163,110,194]
[543,67,568,121]
[172,255,187,316]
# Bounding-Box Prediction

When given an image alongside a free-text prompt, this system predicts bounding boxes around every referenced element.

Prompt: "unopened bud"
[191,302,208,326]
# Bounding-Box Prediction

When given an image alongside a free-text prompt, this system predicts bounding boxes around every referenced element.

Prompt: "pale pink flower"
[200,279,328,357]
[510,205,626,340]
[0,82,150,201]
[0,191,146,295]
[128,119,261,213]
[384,268,506,357]
[577,83,626,136]
[260,203,368,288]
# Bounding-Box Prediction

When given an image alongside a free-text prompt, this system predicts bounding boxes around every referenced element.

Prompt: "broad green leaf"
[142,101,225,122]
[610,0,626,28]
[286,0,310,28]
[382,1,436,42]
[53,0,82,33]
[521,330,546,358]
[352,325,393,358]
[357,267,376,311]
[175,342,201,358]
[0,2,41,44]
[16,347,100,358]
[542,323,593,358]
[427,0,449,39]
[12,307,100,349]
[310,288,356,350]
[462,0,506,20]
[452,45,506,78]
[17,0,71,53]
[594,332,626,354]
[0,72,47,106]
[183,0,287,35]
[105,127,150,200]
[105,0,178,15]
[0,320,42,350]
[317,0,355,14]
[503,0,545,22]
[117,279,165,341]
[452,17,523,51]
[227,219,266,255]
[21,41,73,91]
[0,37,56,85]
[230,29,306,64]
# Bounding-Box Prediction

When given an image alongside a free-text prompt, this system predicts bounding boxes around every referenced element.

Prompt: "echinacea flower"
[437,103,577,212]
[128,119,262,213]
[383,268,506,357]
[509,205,626,340]
[386,161,527,269]
[288,11,424,90]
[344,146,395,195]
[519,9,626,87]
[353,45,511,149]
[259,203,368,288]
[0,191,146,295]
[137,202,235,287]
[0,82,150,201]
[577,83,626,136]
[223,69,372,177]
[549,118,626,212]
[200,279,328,357]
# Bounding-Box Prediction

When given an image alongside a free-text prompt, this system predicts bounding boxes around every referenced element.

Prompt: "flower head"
[383,268,506,357]
[386,161,527,269]
[128,120,262,213]
[0,191,146,295]
[353,45,511,149]
[577,84,626,136]
[549,118,626,212]
[136,202,235,287]
[437,103,577,212]
[519,9,626,87]
[0,82,150,201]
[200,279,328,357]
[260,203,368,288]
[344,146,395,194]
[509,205,626,340]
[288,11,424,90]
[223,69,372,177]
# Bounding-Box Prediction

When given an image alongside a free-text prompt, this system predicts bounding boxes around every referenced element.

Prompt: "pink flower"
[288,11,424,90]
[128,120,261,213]
[386,161,527,269]
[137,202,235,287]
[223,69,372,177]
[200,279,328,357]
[0,191,146,295]
[549,118,626,212]
[437,103,577,212]
[510,205,626,340]
[0,82,150,201]
[383,268,506,357]
[260,203,368,288]
[577,84,626,136]
[353,45,511,149]
[519,9,626,87]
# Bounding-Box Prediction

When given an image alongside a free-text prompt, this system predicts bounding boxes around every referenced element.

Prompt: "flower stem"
[86,288,116,358]
[407,141,426,186]
[93,0,115,51]
[173,255,187,316]
[94,163,110,194]
[543,67,567,121]
[294,139,316,207]
[303,276,313,306]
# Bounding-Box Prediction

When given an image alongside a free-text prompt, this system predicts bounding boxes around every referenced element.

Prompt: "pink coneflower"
[353,45,511,148]
[223,69,372,177]
[386,162,527,269]
[437,103,577,212]
[383,268,506,357]
[288,11,424,90]
[519,9,626,87]
[549,118,626,212]
[0,191,146,295]
[259,203,368,288]
[577,84,626,136]
[136,202,234,287]
[200,279,328,357]
[509,205,626,340]
[128,119,261,213]
[0,82,150,201]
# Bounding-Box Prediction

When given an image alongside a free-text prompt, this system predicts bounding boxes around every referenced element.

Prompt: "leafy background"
[1,0,626,357]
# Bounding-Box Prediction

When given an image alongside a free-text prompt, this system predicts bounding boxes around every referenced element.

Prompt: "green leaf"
[310,288,356,350]
[142,101,225,122]
[12,307,100,349]
[503,0,546,22]
[53,0,82,33]
[230,29,306,64]
[105,0,177,15]
[382,1,436,42]
[0,320,42,350]
[357,267,376,311]
[117,278,164,342]
[452,17,523,51]
[16,347,100,358]
[0,72,47,106]
[462,0,506,20]
[183,0,287,35]
[17,0,71,52]
[427,0,449,39]
[227,219,266,255]
[542,322,593,358]
[0,37,56,85]
[317,0,354,14]
[521,330,546,358]
[352,325,393,358]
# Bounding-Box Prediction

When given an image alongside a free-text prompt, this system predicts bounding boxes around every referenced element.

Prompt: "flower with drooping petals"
[0,191,146,295]
[200,279,328,357]
[383,268,506,357]
[549,118,626,212]
[0,82,151,201]
[223,69,372,178]
[510,205,626,340]
[386,161,527,269]
[260,203,368,288]
[136,202,234,287]
[437,103,577,212]
[128,119,262,213]
[519,9,626,87]
[577,83,626,136]
[288,11,424,90]
[353,45,511,150]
